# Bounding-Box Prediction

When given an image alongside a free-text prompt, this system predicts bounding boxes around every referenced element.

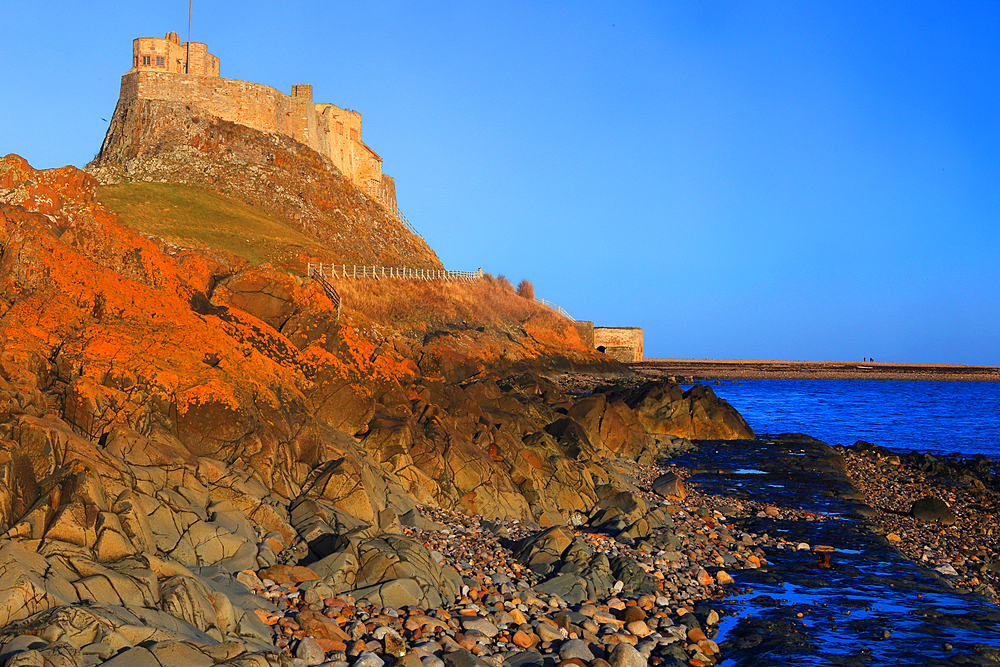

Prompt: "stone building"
[594,327,644,362]
[118,32,397,212]
[132,31,220,76]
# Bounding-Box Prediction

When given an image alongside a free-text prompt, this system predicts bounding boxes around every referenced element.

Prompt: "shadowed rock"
[910,496,957,525]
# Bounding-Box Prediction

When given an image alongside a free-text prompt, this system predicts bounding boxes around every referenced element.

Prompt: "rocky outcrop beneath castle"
[86,98,438,269]
[623,383,755,441]
[0,156,755,664]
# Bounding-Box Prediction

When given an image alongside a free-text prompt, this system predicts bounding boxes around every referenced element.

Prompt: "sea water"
[696,379,1000,458]
[671,381,1000,662]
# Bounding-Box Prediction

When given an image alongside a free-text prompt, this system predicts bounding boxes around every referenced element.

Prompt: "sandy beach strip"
[629,359,1000,382]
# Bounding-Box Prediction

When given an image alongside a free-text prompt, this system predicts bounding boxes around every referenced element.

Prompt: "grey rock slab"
[399,510,446,531]
[311,551,359,591]
[512,527,575,567]
[651,472,685,500]
[98,646,162,667]
[534,573,588,605]
[353,651,386,667]
[609,642,648,667]
[502,652,545,667]
[149,641,216,667]
[459,618,499,638]
[558,639,595,661]
[296,637,326,666]
[910,496,957,525]
[349,578,424,609]
[442,649,494,667]
[610,555,658,595]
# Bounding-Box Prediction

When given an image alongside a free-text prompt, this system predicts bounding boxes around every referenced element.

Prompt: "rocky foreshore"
[842,440,1000,603]
[0,453,818,667]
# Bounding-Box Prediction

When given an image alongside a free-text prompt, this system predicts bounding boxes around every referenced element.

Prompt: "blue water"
[701,379,1000,458]
[665,386,1000,665]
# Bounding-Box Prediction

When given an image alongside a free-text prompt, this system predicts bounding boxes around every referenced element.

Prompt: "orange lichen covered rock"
[0,156,755,605]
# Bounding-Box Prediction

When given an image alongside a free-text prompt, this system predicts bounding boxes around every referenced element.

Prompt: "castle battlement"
[132,32,220,76]
[118,32,396,211]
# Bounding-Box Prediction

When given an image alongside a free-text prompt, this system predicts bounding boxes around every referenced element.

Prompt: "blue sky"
[3,1,998,364]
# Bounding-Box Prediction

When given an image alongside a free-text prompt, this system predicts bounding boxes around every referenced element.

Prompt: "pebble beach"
[236,455,880,667]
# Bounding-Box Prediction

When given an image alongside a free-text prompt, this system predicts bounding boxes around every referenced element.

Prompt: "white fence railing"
[307,263,483,282]
[535,297,573,321]
[306,263,574,321]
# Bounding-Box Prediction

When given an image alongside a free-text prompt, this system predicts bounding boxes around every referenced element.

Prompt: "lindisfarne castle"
[113,31,398,212]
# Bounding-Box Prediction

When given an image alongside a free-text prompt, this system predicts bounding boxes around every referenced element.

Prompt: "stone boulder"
[333,534,463,608]
[651,472,687,500]
[910,496,957,525]
[512,526,576,575]
[624,382,755,440]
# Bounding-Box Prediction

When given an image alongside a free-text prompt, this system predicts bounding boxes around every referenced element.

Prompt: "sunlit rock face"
[0,155,756,664]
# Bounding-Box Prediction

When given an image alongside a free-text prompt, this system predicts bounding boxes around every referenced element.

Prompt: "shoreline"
[665,434,1000,663]
[629,358,1000,382]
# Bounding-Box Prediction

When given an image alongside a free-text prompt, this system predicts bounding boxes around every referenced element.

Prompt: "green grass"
[96,182,332,268]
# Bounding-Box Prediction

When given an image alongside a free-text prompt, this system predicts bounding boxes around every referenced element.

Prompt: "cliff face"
[0,154,755,663]
[86,98,439,270]
[0,153,753,521]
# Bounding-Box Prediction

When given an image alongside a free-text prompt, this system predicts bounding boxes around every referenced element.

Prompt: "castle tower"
[132,32,220,76]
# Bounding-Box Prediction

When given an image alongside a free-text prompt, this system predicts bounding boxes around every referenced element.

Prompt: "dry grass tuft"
[333,276,567,333]
[495,275,515,292]
[517,279,535,300]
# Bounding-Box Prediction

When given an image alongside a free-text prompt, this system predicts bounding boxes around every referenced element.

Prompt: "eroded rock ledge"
[0,155,754,666]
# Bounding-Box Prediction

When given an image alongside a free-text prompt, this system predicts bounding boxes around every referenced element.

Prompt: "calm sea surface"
[701,379,1000,458]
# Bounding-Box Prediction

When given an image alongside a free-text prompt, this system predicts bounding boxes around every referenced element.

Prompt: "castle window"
[133,56,138,67]
[156,57,165,67]
[143,55,151,66]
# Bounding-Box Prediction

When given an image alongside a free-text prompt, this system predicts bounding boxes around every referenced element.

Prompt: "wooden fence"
[306,263,574,321]
[362,184,425,241]
[307,268,342,319]
[307,263,483,282]
[535,297,574,321]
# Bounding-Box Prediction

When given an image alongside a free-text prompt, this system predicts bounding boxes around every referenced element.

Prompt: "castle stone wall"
[121,70,291,135]
[594,327,644,362]
[117,70,393,210]
[116,33,396,211]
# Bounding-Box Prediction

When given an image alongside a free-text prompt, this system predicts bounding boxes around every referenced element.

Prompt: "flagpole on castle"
[186,0,192,74]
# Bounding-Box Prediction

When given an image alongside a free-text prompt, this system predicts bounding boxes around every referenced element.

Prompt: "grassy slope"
[97,181,591,358]
[96,182,337,268]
